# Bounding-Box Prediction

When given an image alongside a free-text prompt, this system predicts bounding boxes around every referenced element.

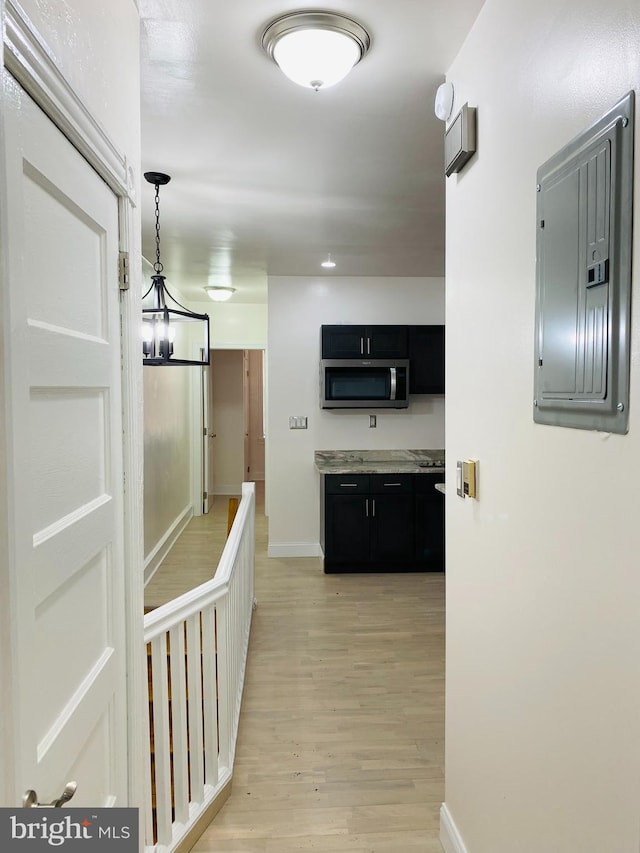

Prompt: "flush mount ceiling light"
[205,286,236,302]
[262,10,371,91]
[321,253,336,268]
[142,172,210,366]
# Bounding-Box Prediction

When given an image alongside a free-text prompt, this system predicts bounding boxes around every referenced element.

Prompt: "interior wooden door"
[1,71,128,807]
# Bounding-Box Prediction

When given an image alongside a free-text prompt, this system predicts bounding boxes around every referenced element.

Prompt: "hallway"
[156,488,446,852]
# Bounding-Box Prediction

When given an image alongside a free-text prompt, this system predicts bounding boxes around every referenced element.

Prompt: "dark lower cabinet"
[324,494,370,564]
[415,493,445,569]
[322,473,444,572]
[370,493,414,563]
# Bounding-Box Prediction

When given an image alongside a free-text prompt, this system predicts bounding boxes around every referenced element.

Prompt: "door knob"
[23,781,77,808]
[209,432,216,437]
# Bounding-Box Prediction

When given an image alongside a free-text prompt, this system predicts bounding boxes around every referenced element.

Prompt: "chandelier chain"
[154,183,163,274]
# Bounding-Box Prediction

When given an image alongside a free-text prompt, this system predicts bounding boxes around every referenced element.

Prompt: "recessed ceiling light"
[205,286,236,302]
[262,11,371,91]
[321,254,336,269]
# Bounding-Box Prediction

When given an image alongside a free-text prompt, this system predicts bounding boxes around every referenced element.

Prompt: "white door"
[1,73,128,807]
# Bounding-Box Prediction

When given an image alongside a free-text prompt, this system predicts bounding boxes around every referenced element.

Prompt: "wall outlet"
[289,416,308,429]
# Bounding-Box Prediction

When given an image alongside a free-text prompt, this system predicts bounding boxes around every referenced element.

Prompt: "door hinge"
[118,251,130,290]
[203,427,207,436]
[203,491,208,501]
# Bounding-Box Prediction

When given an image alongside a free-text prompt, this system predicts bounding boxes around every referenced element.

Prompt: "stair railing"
[143,482,256,852]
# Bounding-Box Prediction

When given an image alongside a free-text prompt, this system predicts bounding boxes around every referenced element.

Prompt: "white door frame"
[0,1,145,809]
[193,346,268,511]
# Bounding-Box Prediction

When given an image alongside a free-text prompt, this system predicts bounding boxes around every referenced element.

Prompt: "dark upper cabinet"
[408,325,445,394]
[321,325,444,394]
[321,325,408,359]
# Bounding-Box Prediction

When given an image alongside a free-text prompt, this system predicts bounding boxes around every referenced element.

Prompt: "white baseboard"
[267,542,323,558]
[144,504,193,585]
[440,803,469,853]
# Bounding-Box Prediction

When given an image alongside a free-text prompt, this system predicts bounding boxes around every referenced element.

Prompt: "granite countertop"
[314,449,445,475]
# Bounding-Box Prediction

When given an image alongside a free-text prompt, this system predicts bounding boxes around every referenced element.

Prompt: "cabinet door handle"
[367,337,371,355]
[360,337,364,355]
[339,483,358,488]
[383,482,402,487]
[365,498,369,517]
[371,498,375,517]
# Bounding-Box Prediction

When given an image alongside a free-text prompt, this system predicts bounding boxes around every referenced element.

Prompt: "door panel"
[370,494,414,563]
[2,72,127,806]
[324,495,370,563]
[210,350,244,493]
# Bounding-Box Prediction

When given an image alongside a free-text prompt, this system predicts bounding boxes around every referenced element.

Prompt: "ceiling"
[139,0,485,306]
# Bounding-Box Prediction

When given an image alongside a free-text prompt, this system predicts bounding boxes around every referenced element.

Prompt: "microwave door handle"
[389,367,397,400]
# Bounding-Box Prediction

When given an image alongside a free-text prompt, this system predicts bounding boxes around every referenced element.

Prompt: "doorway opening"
[203,349,265,514]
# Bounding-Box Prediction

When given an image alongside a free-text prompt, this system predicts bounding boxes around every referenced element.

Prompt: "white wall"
[190,300,267,350]
[143,366,192,570]
[267,276,445,556]
[141,292,267,571]
[142,260,194,577]
[443,2,640,851]
[17,0,140,160]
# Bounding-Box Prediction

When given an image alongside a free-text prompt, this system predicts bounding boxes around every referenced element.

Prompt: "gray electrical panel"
[534,91,634,433]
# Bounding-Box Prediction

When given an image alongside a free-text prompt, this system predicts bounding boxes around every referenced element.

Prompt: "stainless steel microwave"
[320,359,410,409]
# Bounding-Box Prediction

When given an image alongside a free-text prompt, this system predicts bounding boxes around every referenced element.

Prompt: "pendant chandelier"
[142,172,210,366]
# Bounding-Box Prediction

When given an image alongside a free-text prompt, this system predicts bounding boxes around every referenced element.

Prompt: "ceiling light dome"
[262,11,371,91]
[205,286,236,302]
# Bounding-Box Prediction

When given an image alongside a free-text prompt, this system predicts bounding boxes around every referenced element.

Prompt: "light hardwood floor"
[145,484,446,852]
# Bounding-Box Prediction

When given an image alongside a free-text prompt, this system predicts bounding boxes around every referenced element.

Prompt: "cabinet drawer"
[325,474,370,494]
[369,473,413,494]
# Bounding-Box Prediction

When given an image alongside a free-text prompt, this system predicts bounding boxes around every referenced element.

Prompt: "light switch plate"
[289,416,308,429]
[463,459,478,498]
